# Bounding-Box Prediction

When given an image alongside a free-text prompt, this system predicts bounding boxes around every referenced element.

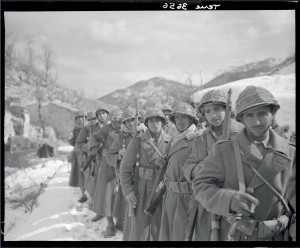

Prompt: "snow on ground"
[193,73,295,131]
[4,157,123,241]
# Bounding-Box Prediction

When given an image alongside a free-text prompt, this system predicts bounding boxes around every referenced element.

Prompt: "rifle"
[81,153,97,172]
[114,140,126,195]
[144,138,171,216]
[128,99,140,217]
[210,89,233,241]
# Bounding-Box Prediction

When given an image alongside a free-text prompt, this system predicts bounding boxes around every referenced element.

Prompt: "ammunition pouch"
[138,167,154,180]
[167,181,192,194]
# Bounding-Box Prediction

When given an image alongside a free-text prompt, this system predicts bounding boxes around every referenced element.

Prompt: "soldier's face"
[163,110,171,123]
[203,103,226,127]
[97,110,108,122]
[241,105,273,137]
[89,118,98,126]
[76,116,84,125]
[112,120,122,130]
[124,118,135,131]
[147,117,163,134]
[174,114,193,132]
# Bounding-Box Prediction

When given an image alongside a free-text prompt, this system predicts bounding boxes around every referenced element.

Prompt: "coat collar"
[140,130,171,163]
[236,128,291,189]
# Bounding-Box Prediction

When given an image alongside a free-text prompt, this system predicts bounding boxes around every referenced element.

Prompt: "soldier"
[75,111,98,204]
[120,107,172,241]
[158,102,201,241]
[161,105,179,137]
[182,89,243,240]
[193,85,296,241]
[106,107,137,233]
[88,108,123,237]
[88,106,111,221]
[68,111,85,202]
[95,106,110,128]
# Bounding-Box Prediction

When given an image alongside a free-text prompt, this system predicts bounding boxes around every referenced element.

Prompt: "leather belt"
[167,181,192,194]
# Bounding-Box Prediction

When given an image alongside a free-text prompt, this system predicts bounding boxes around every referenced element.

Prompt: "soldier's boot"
[103,217,117,238]
[91,214,103,222]
[78,194,88,203]
[115,218,124,231]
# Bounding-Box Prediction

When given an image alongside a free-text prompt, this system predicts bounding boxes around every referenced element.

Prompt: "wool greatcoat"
[89,121,110,197]
[75,123,100,195]
[182,119,243,241]
[106,131,134,219]
[120,130,172,241]
[68,125,83,187]
[88,123,121,217]
[159,128,201,241]
[163,122,179,137]
[193,127,296,241]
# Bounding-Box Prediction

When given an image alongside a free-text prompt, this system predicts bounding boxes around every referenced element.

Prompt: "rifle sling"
[233,138,291,215]
[233,138,246,192]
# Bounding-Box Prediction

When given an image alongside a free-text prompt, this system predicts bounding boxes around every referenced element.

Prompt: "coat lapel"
[168,139,188,158]
[238,129,291,189]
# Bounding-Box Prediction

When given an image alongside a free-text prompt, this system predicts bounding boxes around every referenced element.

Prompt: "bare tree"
[5,33,16,70]
[169,73,198,106]
[39,43,55,83]
[33,71,47,137]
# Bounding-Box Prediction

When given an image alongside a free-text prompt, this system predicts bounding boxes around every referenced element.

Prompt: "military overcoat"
[163,122,179,137]
[159,128,201,241]
[68,126,83,187]
[88,123,121,217]
[106,132,134,219]
[120,130,172,241]
[182,119,243,240]
[75,124,100,195]
[193,128,296,241]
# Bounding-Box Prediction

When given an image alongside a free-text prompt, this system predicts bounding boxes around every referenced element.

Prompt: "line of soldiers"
[67,85,295,241]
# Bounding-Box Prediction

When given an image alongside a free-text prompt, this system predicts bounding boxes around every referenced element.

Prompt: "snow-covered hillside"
[193,73,295,131]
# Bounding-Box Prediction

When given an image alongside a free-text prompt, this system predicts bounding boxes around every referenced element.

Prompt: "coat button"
[244,236,248,240]
[149,188,152,192]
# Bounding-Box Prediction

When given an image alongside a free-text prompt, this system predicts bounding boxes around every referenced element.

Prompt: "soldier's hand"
[271,215,289,236]
[90,147,99,156]
[230,191,259,216]
[155,156,167,169]
[125,191,138,207]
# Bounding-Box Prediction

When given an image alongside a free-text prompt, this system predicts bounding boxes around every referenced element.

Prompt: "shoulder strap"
[248,161,292,215]
[232,138,246,192]
[135,137,141,167]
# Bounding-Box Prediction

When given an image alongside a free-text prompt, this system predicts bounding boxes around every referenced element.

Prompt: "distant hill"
[98,77,195,109]
[202,54,295,89]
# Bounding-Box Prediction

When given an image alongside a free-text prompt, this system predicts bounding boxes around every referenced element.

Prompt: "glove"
[125,191,138,207]
[90,147,99,156]
[271,215,289,236]
[155,156,167,169]
[68,132,73,141]
[230,191,259,216]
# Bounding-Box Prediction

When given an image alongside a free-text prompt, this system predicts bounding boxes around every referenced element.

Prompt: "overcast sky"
[4,10,295,99]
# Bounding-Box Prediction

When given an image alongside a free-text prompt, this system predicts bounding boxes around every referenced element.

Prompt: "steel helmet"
[109,108,123,122]
[75,111,84,120]
[95,106,109,117]
[144,107,166,127]
[122,107,136,123]
[161,104,172,113]
[235,85,280,121]
[86,111,96,120]
[199,89,228,111]
[169,102,198,125]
